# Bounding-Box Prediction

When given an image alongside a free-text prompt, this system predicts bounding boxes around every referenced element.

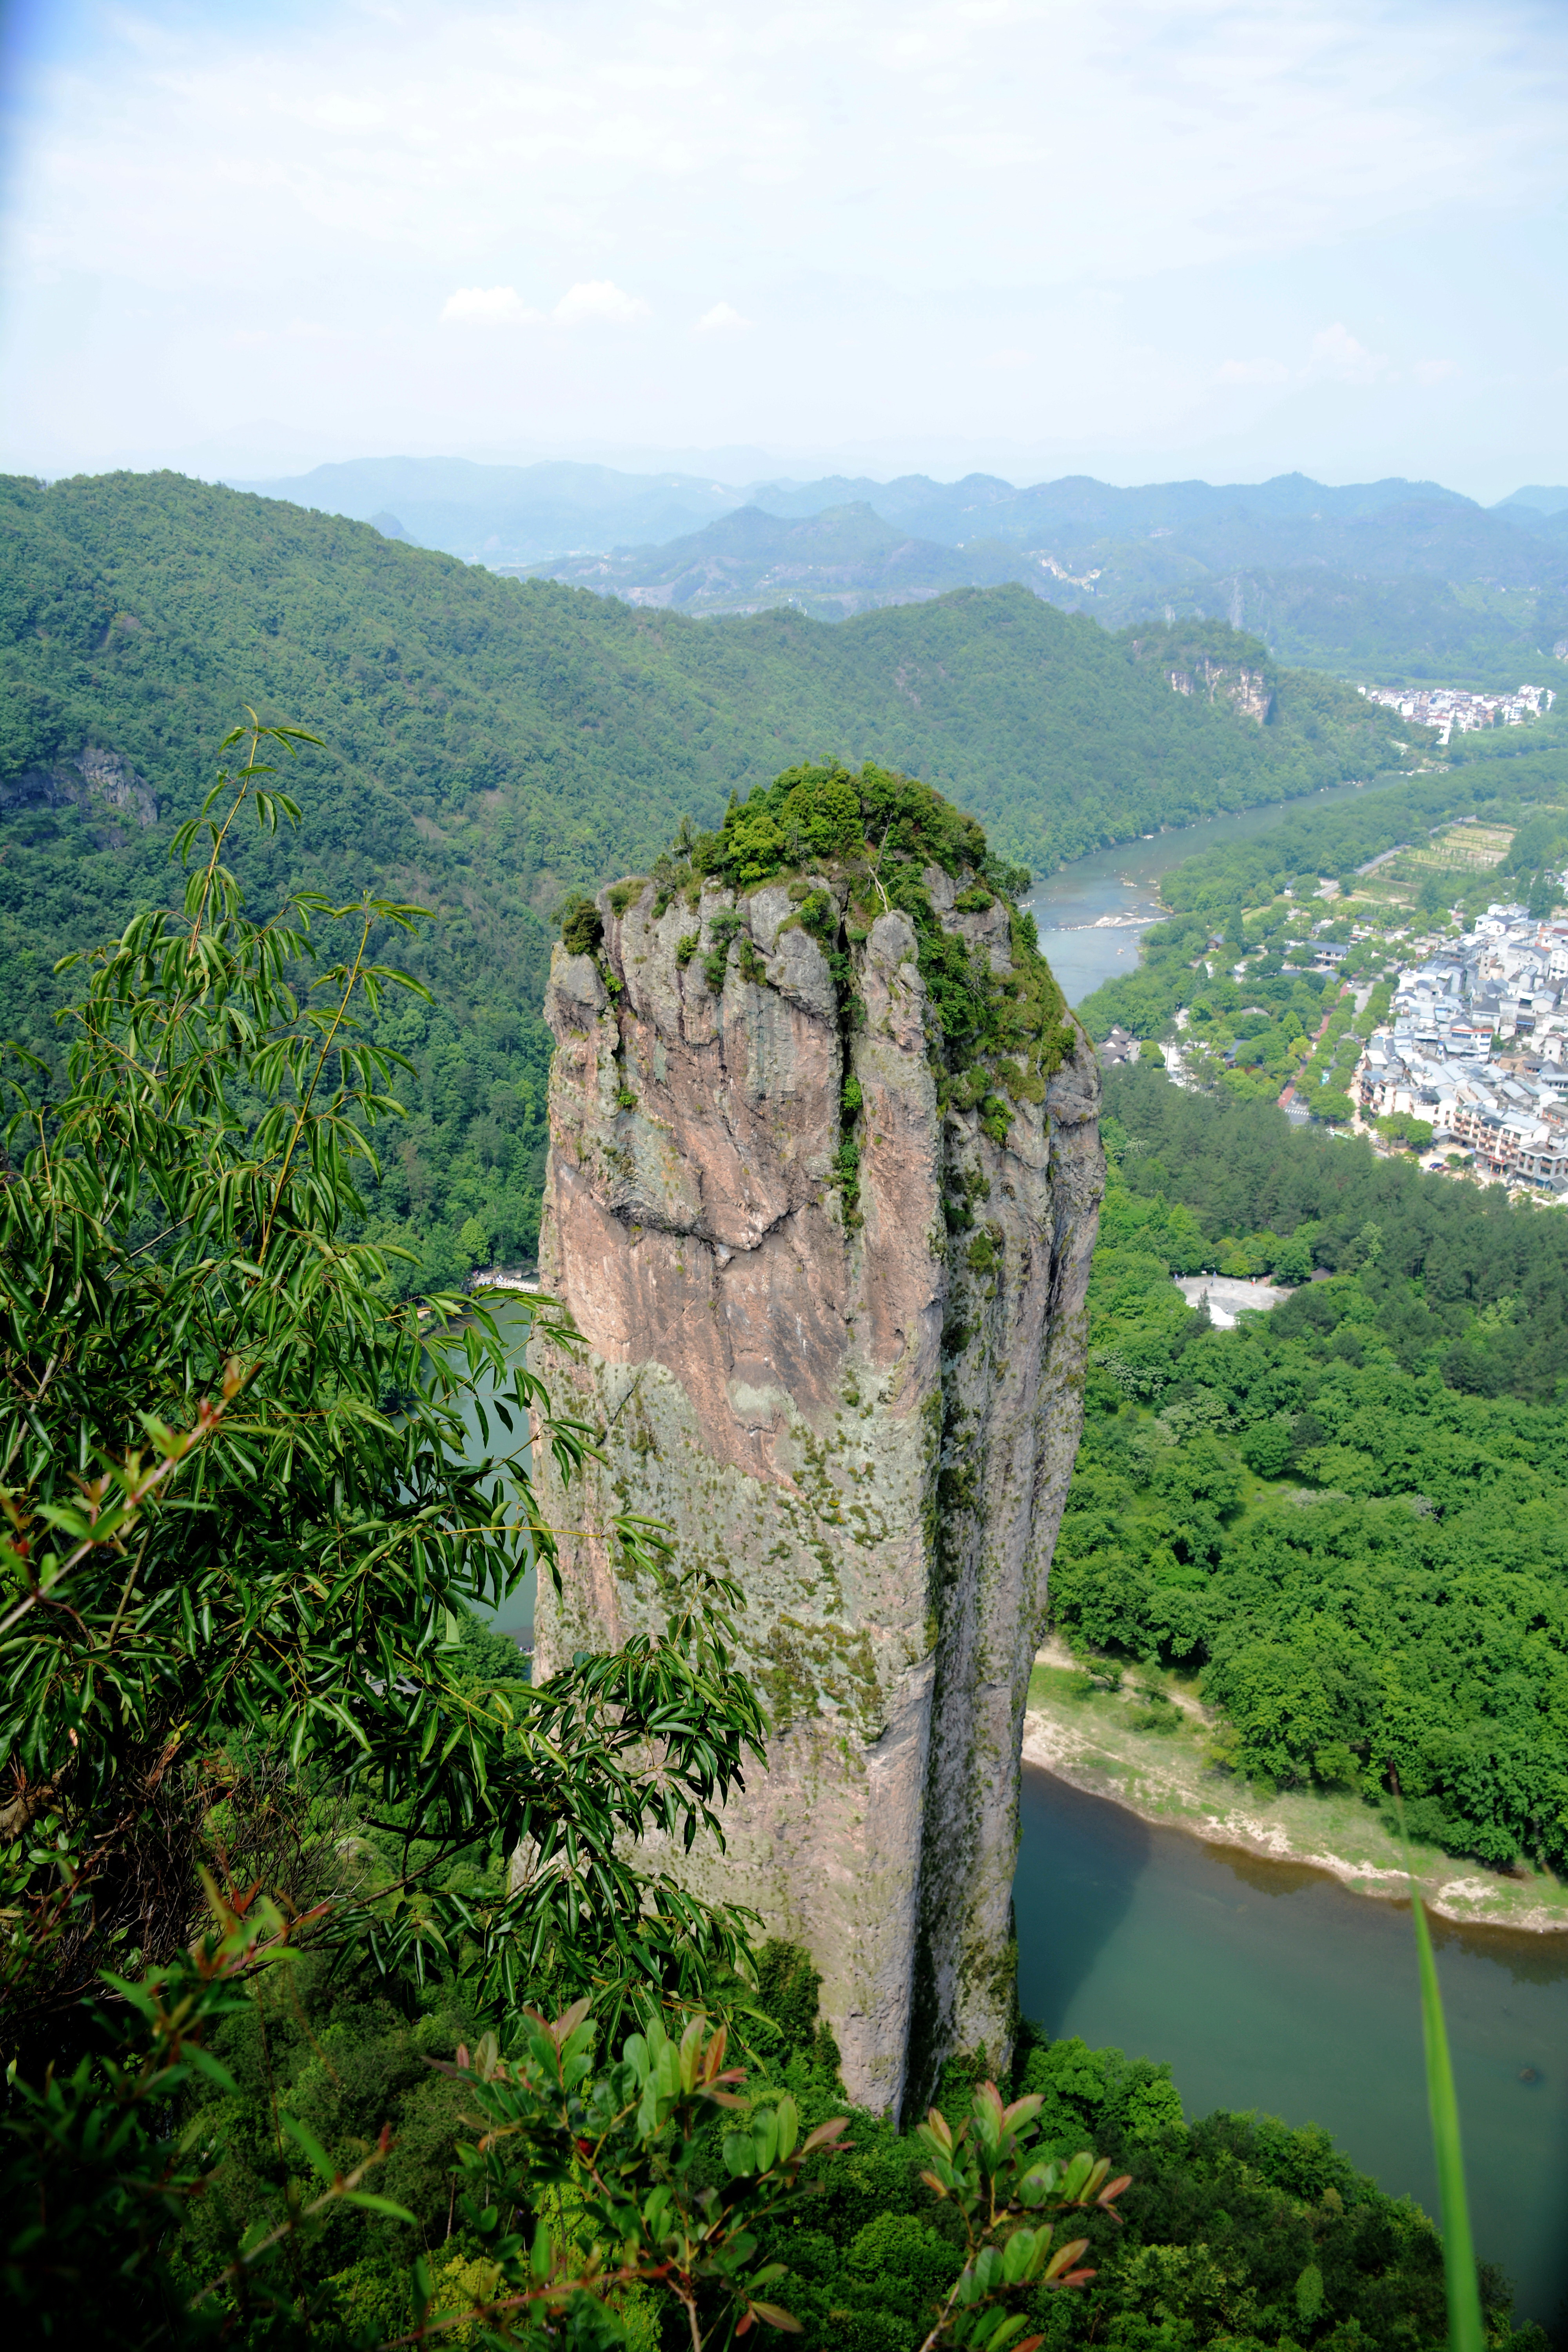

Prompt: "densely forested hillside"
[0,472,1414,882]
[519,468,1568,685]
[0,469,1412,1284]
[1054,1065,1568,1875]
[527,498,1044,617]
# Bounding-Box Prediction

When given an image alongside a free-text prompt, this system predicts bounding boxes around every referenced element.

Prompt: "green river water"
[1018,1770,1568,2326]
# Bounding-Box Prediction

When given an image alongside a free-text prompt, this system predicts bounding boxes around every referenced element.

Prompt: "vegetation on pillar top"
[690,761,1005,892]
[588,762,1080,1130]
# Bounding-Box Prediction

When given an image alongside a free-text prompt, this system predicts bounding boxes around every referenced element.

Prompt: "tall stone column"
[529,864,1101,2116]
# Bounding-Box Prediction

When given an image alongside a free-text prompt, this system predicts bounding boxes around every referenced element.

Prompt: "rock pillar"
[529,862,1101,2115]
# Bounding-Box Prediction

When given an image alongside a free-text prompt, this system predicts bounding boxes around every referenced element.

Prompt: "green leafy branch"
[913,2080,1130,2352]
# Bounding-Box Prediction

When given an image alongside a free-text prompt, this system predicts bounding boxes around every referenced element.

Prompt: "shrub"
[559,893,604,955]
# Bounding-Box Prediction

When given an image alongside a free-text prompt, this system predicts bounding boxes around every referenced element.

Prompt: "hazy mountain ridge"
[523,500,1049,617]
[230,456,1568,685]
[235,454,1509,568]
[230,454,745,565]
[517,490,1568,665]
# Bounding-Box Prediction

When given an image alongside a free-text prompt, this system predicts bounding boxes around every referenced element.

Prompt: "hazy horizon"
[20,430,1565,517]
[3,0,1566,503]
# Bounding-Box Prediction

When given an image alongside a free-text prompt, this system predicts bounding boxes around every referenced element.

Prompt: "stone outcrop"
[1164,654,1272,724]
[528,857,1102,2117]
[0,746,158,842]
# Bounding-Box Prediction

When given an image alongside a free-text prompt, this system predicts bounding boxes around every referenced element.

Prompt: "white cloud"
[553,280,651,326]
[441,278,653,332]
[1414,357,1457,384]
[440,285,541,326]
[1214,357,1290,386]
[3,0,1567,481]
[1304,323,1389,384]
[695,301,753,332]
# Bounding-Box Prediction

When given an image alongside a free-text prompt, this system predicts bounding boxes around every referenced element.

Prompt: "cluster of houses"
[1355,902,1568,1191]
[1357,682,1555,744]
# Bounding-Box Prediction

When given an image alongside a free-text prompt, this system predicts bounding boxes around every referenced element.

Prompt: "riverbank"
[1023,1638,1568,1935]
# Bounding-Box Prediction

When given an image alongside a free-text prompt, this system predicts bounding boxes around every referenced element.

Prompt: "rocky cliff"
[0,746,158,844]
[528,766,1103,2117]
[1164,653,1272,724]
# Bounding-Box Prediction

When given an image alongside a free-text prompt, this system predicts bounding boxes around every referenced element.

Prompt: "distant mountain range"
[515,501,1053,619]
[230,456,1568,686]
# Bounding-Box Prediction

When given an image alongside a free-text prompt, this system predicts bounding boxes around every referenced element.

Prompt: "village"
[1354,897,1568,1192]
[1095,785,1568,1207]
[1357,680,1556,743]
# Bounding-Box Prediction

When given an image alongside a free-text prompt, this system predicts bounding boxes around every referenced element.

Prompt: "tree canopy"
[1050,1066,1568,1871]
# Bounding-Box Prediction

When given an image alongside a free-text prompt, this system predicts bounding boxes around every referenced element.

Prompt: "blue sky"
[1,0,1564,495]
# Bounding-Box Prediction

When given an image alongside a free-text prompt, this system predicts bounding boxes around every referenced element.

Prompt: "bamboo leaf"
[1400,1811,1484,2352]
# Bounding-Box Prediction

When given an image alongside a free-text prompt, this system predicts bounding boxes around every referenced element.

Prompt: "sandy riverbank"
[1022,1639,1568,1936]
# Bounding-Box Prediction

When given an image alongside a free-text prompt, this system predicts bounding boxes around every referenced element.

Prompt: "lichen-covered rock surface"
[529,765,1103,2118]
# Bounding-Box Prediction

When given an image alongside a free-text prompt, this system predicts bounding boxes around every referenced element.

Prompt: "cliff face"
[0,747,158,844]
[1165,655,1273,724]
[529,835,1102,2118]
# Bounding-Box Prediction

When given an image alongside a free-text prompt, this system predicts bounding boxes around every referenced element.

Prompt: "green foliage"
[562,894,606,955]
[1376,1112,1435,1152]
[0,734,775,2337]
[363,2002,860,2350]
[1054,1063,1568,1871]
[1010,2030,1456,2352]
[747,2022,1462,2352]
[0,1890,298,2334]
[690,760,988,892]
[1401,1833,1485,2352]
[702,907,745,992]
[910,2084,1126,2343]
[750,1941,844,2080]
[5,1879,1486,2352]
[402,2000,1468,2352]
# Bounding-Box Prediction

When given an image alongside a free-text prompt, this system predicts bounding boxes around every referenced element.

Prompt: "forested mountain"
[521,499,1047,616]
[1494,486,1568,521]
[528,481,1568,686]
[0,468,1414,1289]
[240,455,1568,684]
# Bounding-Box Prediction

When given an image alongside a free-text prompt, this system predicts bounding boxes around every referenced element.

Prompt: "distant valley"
[235,455,1568,689]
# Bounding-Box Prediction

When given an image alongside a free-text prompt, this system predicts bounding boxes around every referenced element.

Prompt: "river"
[1027,775,1407,1007]
[1017,1768,1568,2325]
